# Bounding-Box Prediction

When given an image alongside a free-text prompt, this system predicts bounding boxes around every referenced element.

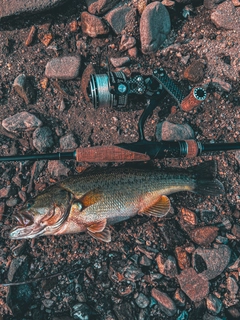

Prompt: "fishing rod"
[1,68,237,163]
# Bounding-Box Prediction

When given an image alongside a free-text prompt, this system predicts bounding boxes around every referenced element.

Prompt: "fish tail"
[190,160,224,196]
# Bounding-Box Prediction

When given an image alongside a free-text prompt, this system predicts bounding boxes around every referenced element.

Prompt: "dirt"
[0,0,240,319]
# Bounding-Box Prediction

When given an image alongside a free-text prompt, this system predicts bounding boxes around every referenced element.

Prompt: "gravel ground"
[0,0,240,319]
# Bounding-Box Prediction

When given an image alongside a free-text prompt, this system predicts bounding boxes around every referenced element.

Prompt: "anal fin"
[88,227,111,243]
[141,195,171,217]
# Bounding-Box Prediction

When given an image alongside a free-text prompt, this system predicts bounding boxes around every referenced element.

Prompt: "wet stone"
[140,1,171,54]
[0,0,66,20]
[81,12,109,38]
[206,294,222,315]
[151,288,177,316]
[211,0,240,30]
[13,74,35,104]
[177,267,209,302]
[105,5,137,34]
[156,253,178,278]
[192,245,231,280]
[183,60,205,83]
[189,226,219,247]
[45,56,81,80]
[119,34,136,52]
[33,127,54,153]
[47,160,70,177]
[180,207,197,226]
[175,247,190,270]
[110,57,131,68]
[2,111,42,133]
[231,224,240,239]
[113,302,136,320]
[156,121,194,141]
[59,133,78,150]
[135,293,150,309]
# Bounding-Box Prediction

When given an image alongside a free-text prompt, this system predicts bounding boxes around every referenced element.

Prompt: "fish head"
[9,186,71,239]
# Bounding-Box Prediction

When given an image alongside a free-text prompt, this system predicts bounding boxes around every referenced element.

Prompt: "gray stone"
[211,0,240,30]
[45,56,81,80]
[81,11,109,38]
[105,5,137,34]
[0,0,67,20]
[227,276,239,298]
[47,161,70,177]
[177,267,209,302]
[151,288,176,316]
[2,111,42,133]
[33,127,54,152]
[156,121,194,141]
[72,303,98,319]
[0,186,12,198]
[156,253,178,278]
[110,57,131,68]
[59,133,78,150]
[6,197,18,207]
[203,0,225,10]
[13,74,35,105]
[140,1,171,54]
[173,288,186,307]
[97,0,121,15]
[119,34,136,52]
[192,245,231,280]
[135,293,150,309]
[206,294,222,315]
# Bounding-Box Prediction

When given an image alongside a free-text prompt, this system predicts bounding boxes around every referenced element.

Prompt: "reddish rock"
[151,288,177,316]
[13,74,35,104]
[180,207,197,226]
[47,161,70,177]
[183,60,205,83]
[177,268,209,302]
[2,111,42,133]
[119,34,136,52]
[0,202,5,220]
[110,57,131,68]
[105,5,137,34]
[189,226,219,247]
[231,224,240,239]
[156,253,178,278]
[156,121,194,141]
[211,0,240,30]
[81,12,109,38]
[175,247,191,270]
[45,56,81,80]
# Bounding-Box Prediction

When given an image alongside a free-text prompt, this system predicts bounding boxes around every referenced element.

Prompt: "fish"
[9,161,224,242]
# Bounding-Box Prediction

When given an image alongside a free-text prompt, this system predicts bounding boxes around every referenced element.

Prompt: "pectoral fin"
[87,218,107,233]
[141,195,171,217]
[80,189,103,208]
[88,227,111,243]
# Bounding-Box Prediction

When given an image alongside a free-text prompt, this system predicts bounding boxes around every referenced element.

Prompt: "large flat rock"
[0,0,67,20]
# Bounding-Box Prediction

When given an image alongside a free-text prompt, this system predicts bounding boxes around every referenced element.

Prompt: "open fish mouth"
[9,224,46,239]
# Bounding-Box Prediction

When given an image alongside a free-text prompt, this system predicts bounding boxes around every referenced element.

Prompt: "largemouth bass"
[9,161,224,242]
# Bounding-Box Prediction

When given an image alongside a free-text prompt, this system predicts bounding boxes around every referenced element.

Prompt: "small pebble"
[151,288,177,316]
[156,253,178,278]
[183,60,205,83]
[135,293,150,309]
[59,133,78,150]
[2,111,42,133]
[81,12,109,37]
[33,126,54,152]
[206,294,222,315]
[110,57,131,68]
[45,56,81,80]
[156,121,194,141]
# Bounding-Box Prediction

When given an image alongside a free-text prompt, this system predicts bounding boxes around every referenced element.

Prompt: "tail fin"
[190,161,225,196]
[194,179,225,196]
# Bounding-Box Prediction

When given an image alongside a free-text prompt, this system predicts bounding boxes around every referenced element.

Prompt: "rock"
[203,0,225,10]
[183,60,205,83]
[105,5,137,34]
[158,220,186,249]
[85,0,98,15]
[128,47,138,58]
[45,56,81,80]
[206,294,222,315]
[156,121,194,141]
[81,12,109,38]
[97,0,121,15]
[124,265,144,281]
[200,210,217,224]
[189,226,219,247]
[110,57,131,68]
[13,74,35,104]
[203,313,223,320]
[0,202,5,221]
[173,288,186,307]
[6,197,18,207]
[151,288,177,316]
[118,282,135,297]
[179,207,197,226]
[0,186,12,198]
[72,303,99,319]
[2,111,42,133]
[33,127,54,152]
[113,302,136,320]
[119,34,136,52]
[211,78,232,92]
[59,133,78,150]
[140,1,171,54]
[135,293,150,309]
[192,245,231,280]
[227,276,239,298]
[0,0,66,20]
[47,160,70,177]
[135,0,148,15]
[42,299,54,309]
[177,268,209,302]
[232,0,240,6]
[81,64,96,102]
[232,224,240,239]
[139,255,152,266]
[175,247,190,270]
[211,0,240,30]
[156,253,178,278]
[225,303,240,319]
